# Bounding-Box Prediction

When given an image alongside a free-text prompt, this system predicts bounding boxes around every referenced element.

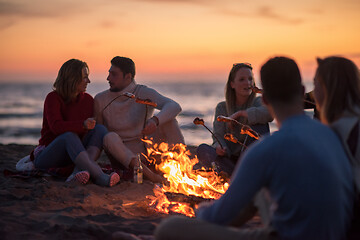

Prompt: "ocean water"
[0,81,314,146]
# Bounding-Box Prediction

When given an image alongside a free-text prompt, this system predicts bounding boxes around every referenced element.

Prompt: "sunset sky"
[0,0,359,83]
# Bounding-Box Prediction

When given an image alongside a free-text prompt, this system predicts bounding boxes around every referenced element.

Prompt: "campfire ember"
[144,140,229,217]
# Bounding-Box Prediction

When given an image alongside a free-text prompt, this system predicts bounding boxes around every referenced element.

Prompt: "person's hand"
[216,145,227,156]
[228,111,248,129]
[142,118,157,135]
[83,118,96,130]
[229,110,248,120]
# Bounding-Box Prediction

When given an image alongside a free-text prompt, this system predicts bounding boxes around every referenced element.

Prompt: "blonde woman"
[197,63,273,174]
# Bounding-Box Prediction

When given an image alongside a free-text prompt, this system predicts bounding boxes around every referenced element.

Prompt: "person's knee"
[58,132,79,144]
[197,143,210,153]
[103,132,121,150]
[60,131,77,139]
[196,144,215,158]
[103,131,117,143]
[155,216,189,240]
[93,124,108,137]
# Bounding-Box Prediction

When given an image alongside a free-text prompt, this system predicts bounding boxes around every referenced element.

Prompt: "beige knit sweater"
[94,80,182,143]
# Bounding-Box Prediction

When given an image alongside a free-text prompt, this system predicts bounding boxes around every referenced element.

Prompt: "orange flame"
[145,140,229,217]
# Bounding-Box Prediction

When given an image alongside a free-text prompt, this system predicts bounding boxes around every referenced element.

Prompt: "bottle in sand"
[134,154,143,184]
[211,161,218,172]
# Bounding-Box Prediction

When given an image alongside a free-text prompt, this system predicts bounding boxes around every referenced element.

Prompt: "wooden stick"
[217,115,260,139]
[224,133,247,149]
[193,117,224,149]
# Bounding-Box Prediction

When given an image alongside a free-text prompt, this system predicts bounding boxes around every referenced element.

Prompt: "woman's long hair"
[225,63,256,115]
[53,59,88,103]
[316,56,360,124]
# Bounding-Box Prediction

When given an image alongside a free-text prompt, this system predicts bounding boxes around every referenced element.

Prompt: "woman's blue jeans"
[34,124,107,170]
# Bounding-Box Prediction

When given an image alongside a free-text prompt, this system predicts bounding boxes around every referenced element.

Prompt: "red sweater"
[39,91,94,146]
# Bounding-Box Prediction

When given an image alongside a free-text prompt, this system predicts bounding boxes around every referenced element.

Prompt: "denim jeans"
[195,143,237,175]
[34,124,107,170]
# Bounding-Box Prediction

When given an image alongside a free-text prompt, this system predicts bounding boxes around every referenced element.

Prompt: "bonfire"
[144,140,229,217]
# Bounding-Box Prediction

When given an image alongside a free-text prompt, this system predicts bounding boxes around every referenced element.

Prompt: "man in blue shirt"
[155,57,354,240]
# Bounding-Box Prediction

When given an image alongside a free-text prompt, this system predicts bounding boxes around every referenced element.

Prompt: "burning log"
[146,140,229,217]
[193,117,224,149]
[164,192,212,208]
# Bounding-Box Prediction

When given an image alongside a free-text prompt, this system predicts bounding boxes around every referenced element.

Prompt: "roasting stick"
[102,92,157,111]
[217,115,260,140]
[224,133,247,149]
[249,86,316,106]
[216,115,244,127]
[120,93,158,141]
[241,135,248,152]
[193,117,224,149]
[303,99,316,106]
[96,92,134,120]
[218,116,253,153]
[123,92,158,108]
[97,92,158,119]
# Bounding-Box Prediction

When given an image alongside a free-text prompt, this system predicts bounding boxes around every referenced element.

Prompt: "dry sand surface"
[0,144,261,240]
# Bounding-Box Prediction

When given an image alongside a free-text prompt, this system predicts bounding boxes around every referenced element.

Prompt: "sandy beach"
[0,144,261,240]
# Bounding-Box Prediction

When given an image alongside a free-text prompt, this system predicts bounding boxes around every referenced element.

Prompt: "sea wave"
[0,112,42,119]
[178,111,204,118]
[0,126,41,137]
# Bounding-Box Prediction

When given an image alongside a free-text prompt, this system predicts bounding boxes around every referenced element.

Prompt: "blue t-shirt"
[197,114,354,240]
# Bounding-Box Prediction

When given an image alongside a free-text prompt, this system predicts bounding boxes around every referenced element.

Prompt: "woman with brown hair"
[314,56,360,166]
[313,56,360,238]
[33,59,119,187]
[197,63,273,175]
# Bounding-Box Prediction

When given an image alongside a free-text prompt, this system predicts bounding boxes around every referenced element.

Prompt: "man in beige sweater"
[94,56,184,182]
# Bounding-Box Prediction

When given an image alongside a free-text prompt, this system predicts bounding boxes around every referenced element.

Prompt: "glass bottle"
[134,154,143,184]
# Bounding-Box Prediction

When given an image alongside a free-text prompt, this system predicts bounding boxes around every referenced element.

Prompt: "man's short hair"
[111,56,136,79]
[260,56,303,103]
